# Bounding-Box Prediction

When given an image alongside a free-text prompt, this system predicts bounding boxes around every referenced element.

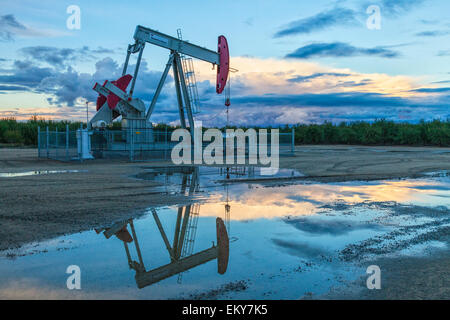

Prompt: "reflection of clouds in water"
[0,278,137,299]
[283,218,383,236]
[200,198,316,221]
[271,239,327,259]
[285,195,323,205]
[200,179,449,220]
[409,185,450,191]
[337,180,449,204]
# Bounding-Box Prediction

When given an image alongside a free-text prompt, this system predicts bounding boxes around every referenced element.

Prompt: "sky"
[0,0,449,126]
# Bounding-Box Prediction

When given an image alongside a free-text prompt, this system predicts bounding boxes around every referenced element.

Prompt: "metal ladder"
[177,29,201,114]
[177,172,201,283]
[181,203,200,259]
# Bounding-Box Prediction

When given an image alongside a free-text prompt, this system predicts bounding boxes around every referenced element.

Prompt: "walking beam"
[135,246,219,288]
[134,25,220,65]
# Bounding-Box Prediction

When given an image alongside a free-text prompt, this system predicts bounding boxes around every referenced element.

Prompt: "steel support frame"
[174,53,195,132]
[146,53,175,121]
[143,50,195,134]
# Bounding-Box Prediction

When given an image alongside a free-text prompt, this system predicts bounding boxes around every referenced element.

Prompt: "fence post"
[131,127,134,161]
[66,124,69,160]
[291,127,295,154]
[55,127,58,159]
[79,123,83,162]
[165,126,168,160]
[37,126,41,158]
[128,126,132,162]
[46,126,49,158]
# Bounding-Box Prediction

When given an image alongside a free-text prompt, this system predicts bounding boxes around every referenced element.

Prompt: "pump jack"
[89,25,230,135]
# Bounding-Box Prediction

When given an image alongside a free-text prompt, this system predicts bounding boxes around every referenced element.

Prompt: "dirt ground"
[283,145,450,181]
[322,252,450,300]
[0,149,193,250]
[2,145,450,250]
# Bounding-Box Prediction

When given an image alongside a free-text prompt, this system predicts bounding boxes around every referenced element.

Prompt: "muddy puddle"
[0,166,449,299]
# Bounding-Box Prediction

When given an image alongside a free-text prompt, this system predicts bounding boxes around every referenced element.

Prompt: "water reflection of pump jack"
[95,167,230,289]
[96,215,229,289]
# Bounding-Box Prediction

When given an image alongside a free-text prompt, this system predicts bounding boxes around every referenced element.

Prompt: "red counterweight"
[95,74,133,111]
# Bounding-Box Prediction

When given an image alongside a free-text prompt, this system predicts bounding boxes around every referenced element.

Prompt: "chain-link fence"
[38,127,295,162]
[37,126,79,161]
[90,128,176,161]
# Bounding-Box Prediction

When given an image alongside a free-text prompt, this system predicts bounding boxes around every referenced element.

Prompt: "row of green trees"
[1,117,450,147]
[0,116,85,146]
[288,120,450,146]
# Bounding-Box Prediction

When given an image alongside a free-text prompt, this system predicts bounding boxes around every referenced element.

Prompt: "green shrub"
[3,130,24,144]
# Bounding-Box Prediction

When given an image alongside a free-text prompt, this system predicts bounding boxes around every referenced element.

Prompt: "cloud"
[410,87,450,93]
[285,42,399,59]
[0,56,171,108]
[0,84,28,91]
[20,46,116,68]
[271,238,328,258]
[20,47,78,67]
[380,0,426,15]
[415,30,450,37]
[231,92,413,108]
[0,14,55,41]
[0,14,26,41]
[437,50,450,57]
[288,72,351,83]
[191,56,449,126]
[283,217,382,236]
[41,58,170,107]
[431,80,450,84]
[274,7,357,37]
[3,55,448,125]
[419,19,439,25]
[197,56,419,96]
[0,60,55,88]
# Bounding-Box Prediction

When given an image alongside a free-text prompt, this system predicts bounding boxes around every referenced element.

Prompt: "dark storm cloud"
[274,7,358,37]
[285,42,399,59]
[0,56,171,107]
[0,60,54,88]
[41,58,170,107]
